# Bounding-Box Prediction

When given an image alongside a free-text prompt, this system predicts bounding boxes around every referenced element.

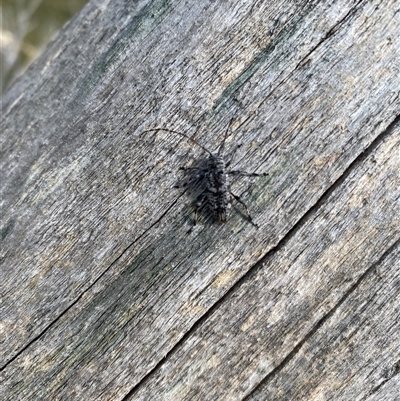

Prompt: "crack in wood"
[120,115,400,399]
[365,358,400,399]
[244,238,400,400]
[0,193,183,372]
[293,0,366,71]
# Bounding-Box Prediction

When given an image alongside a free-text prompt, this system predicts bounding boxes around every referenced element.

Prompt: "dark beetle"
[142,120,267,228]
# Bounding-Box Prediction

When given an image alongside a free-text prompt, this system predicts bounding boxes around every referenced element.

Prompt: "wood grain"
[130,128,400,400]
[1,0,399,399]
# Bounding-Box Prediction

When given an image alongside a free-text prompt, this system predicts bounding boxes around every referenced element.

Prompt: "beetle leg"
[230,192,259,228]
[227,170,268,177]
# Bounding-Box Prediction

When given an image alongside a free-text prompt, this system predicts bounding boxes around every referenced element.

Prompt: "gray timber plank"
[249,240,400,399]
[128,126,400,400]
[1,0,399,400]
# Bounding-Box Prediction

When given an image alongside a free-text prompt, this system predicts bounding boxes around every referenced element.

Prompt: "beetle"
[142,120,267,228]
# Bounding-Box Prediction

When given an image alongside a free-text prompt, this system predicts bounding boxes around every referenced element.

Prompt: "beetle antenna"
[141,128,213,155]
[218,118,234,156]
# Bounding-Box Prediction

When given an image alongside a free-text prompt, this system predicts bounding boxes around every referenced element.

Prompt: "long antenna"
[141,128,212,155]
[218,118,234,156]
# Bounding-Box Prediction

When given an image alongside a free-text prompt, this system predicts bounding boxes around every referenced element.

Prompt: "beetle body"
[204,154,231,223]
[142,121,267,228]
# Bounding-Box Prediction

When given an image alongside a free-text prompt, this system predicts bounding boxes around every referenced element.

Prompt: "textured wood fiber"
[131,128,400,400]
[1,0,399,400]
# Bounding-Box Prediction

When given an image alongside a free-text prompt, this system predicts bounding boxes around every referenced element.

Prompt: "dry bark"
[1,0,399,400]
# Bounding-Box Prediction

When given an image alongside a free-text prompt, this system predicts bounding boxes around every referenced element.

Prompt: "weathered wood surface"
[1,0,399,400]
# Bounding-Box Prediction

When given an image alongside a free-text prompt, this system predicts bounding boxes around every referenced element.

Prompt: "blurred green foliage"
[1,0,89,94]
